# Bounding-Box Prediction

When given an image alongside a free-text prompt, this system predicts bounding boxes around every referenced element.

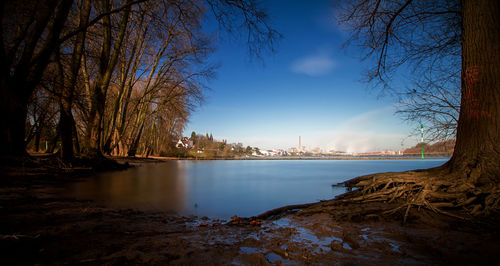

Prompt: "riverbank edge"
[149,155,450,160]
[1,155,499,264]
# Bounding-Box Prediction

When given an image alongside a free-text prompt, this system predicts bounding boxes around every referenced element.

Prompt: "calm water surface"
[65,158,448,219]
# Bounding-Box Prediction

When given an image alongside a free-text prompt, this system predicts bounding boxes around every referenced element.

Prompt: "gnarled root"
[340,167,500,221]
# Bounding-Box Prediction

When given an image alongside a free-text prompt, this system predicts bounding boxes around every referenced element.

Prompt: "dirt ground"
[1,157,499,265]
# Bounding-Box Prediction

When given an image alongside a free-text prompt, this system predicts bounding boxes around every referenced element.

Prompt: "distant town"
[174,132,455,158]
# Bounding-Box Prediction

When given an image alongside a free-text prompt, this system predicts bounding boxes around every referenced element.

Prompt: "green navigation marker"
[421,124,424,160]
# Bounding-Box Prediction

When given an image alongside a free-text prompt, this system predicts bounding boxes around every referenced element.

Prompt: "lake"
[65,158,449,219]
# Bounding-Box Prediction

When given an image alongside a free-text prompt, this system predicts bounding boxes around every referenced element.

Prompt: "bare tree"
[2,0,279,160]
[25,88,59,152]
[0,0,146,157]
[78,0,279,157]
[82,0,133,157]
[0,0,73,156]
[339,0,500,217]
[338,0,461,141]
[91,0,212,157]
[56,0,92,161]
[206,0,281,58]
[396,66,460,141]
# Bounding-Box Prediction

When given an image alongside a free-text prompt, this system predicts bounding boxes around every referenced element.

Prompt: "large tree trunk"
[59,0,91,162]
[72,118,80,154]
[0,84,31,156]
[34,128,42,152]
[446,0,500,184]
[59,103,75,161]
[85,91,106,156]
[127,122,144,157]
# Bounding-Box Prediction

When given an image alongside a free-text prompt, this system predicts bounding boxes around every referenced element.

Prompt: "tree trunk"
[84,0,131,157]
[127,122,144,157]
[73,118,80,154]
[102,12,147,155]
[59,103,74,161]
[47,129,60,154]
[34,128,41,152]
[0,65,35,156]
[59,0,91,162]
[0,85,31,156]
[446,0,500,185]
[85,91,105,156]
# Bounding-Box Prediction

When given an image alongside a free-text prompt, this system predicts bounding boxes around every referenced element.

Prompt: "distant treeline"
[171,132,262,158]
[404,140,455,156]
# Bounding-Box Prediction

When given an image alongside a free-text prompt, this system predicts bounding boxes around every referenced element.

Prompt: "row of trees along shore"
[0,0,278,161]
[403,140,456,157]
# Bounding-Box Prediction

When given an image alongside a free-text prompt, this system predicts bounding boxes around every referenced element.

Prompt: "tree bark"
[59,0,91,162]
[34,128,41,152]
[102,12,147,155]
[127,122,144,157]
[85,0,131,157]
[59,104,74,160]
[46,128,60,154]
[0,85,31,156]
[73,117,80,154]
[446,0,500,184]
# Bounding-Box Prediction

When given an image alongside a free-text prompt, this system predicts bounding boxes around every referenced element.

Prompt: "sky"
[185,0,420,153]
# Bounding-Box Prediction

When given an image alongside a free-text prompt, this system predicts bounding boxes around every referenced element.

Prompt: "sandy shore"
[1,156,499,265]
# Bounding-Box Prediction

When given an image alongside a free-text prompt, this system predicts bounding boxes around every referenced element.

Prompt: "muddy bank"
[1,157,499,265]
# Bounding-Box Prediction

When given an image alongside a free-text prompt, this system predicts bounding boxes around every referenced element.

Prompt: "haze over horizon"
[185,0,420,153]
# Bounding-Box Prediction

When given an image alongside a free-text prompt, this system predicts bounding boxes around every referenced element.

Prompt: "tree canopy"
[338,0,461,140]
[0,0,279,160]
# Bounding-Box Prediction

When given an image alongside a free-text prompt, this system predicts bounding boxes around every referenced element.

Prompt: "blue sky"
[185,0,420,152]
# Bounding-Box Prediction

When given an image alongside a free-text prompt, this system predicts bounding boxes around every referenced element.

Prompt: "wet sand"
[1,157,499,265]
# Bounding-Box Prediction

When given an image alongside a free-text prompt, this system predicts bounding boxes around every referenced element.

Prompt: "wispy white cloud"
[325,131,406,153]
[290,51,336,76]
[321,107,413,153]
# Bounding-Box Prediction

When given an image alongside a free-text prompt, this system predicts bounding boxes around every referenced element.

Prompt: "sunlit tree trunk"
[84,0,131,157]
[102,12,148,155]
[127,122,144,157]
[446,0,500,184]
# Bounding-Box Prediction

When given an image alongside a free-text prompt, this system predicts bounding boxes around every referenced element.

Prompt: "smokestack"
[299,136,301,151]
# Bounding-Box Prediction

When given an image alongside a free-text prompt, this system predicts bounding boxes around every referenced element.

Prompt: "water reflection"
[67,161,186,213]
[65,159,449,219]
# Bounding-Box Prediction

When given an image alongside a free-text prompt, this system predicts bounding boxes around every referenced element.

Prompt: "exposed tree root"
[249,166,499,225]
[339,166,500,221]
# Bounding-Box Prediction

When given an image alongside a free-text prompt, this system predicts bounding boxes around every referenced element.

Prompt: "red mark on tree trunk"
[463,65,491,120]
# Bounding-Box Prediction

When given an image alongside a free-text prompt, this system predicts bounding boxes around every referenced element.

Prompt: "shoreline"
[1,156,498,264]
[148,155,451,161]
